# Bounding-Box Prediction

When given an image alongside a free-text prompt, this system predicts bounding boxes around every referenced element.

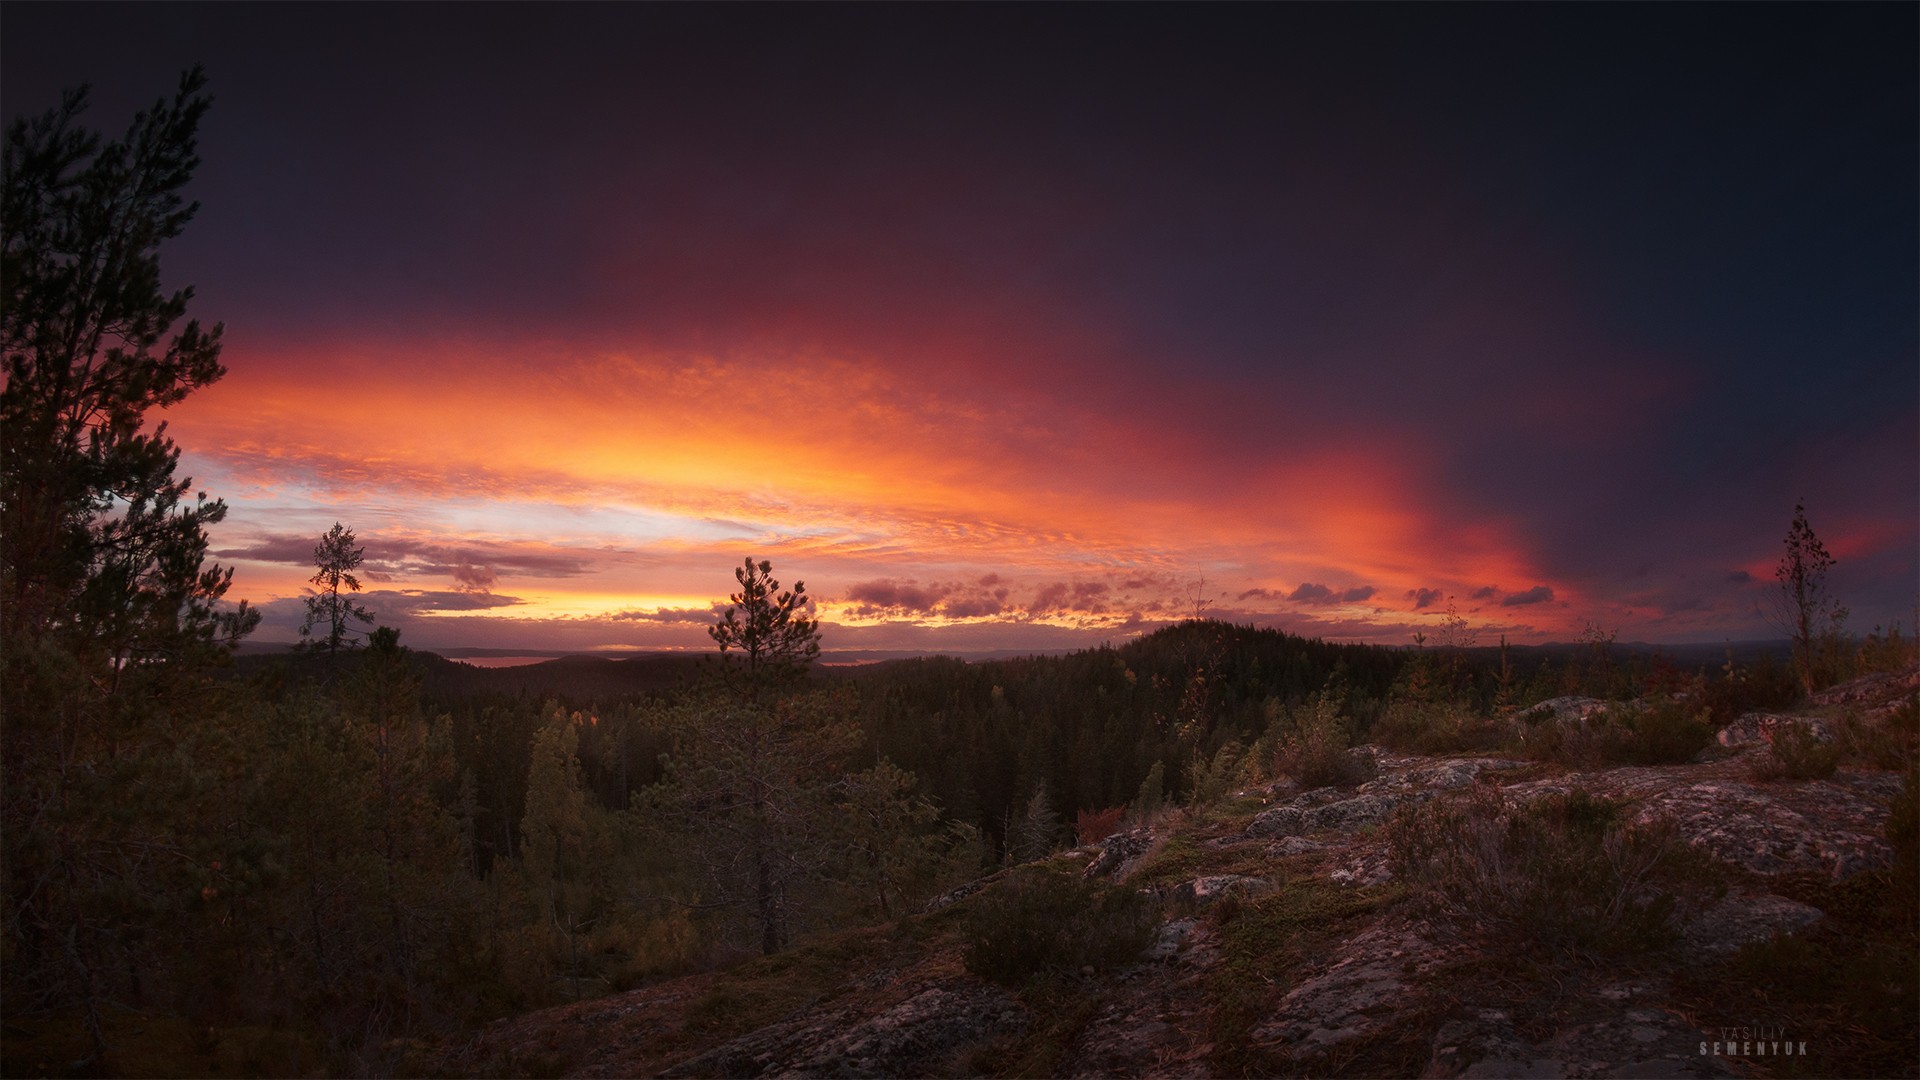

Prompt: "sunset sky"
[5,4,1915,656]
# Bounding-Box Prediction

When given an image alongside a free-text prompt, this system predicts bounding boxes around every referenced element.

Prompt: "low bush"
[1749,722,1839,782]
[962,866,1160,986]
[1695,653,1802,727]
[1185,740,1246,807]
[1385,786,1721,957]
[1073,806,1126,846]
[1517,698,1714,767]
[1370,699,1508,755]
[1271,686,1376,789]
[1826,700,1920,772]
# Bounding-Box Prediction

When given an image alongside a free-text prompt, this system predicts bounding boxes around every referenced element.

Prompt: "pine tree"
[653,558,935,955]
[709,557,820,689]
[1,68,256,1056]
[301,522,373,655]
[1014,784,1061,863]
[1,66,255,681]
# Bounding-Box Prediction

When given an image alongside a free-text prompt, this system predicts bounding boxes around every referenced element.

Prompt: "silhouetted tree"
[2,64,254,682]
[1771,501,1847,692]
[301,521,373,655]
[655,558,940,955]
[709,557,820,689]
[1,67,255,1057]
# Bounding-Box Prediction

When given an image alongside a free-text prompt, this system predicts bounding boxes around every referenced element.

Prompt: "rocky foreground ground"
[424,669,1918,1079]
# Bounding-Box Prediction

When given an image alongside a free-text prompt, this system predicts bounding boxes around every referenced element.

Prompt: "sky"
[4,3,1915,656]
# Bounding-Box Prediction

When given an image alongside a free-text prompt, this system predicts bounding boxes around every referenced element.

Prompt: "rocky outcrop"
[1169,874,1271,908]
[1245,756,1522,841]
[423,686,1913,1080]
[1506,767,1903,879]
[1679,893,1824,961]
[660,981,1027,1078]
[1810,665,1920,712]
[1716,711,1832,748]
[1517,696,1614,725]
[1083,826,1155,879]
[1426,1005,1737,1079]
[1252,919,1465,1058]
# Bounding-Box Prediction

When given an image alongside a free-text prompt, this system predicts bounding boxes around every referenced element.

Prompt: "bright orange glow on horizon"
[162,334,1874,653]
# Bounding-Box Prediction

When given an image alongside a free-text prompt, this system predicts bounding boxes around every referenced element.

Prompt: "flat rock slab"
[1253,920,1465,1059]
[1361,756,1527,795]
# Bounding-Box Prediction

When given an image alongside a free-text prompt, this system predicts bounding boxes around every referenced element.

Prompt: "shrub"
[1621,698,1717,764]
[1750,722,1839,782]
[1272,686,1375,789]
[1371,699,1507,755]
[1695,652,1802,726]
[1185,740,1246,807]
[1825,700,1920,771]
[1857,623,1919,675]
[962,866,1160,986]
[1516,698,1713,767]
[1074,806,1127,846]
[1385,787,1719,957]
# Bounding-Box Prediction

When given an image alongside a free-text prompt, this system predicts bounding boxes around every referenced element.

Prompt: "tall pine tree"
[1,68,256,1055]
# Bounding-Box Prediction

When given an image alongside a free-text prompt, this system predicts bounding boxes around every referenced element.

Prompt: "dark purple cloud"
[216,532,593,583]
[845,580,954,614]
[1407,587,1444,610]
[1285,583,1376,606]
[1500,586,1555,607]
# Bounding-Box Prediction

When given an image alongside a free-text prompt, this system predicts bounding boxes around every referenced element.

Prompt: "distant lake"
[457,656,561,669]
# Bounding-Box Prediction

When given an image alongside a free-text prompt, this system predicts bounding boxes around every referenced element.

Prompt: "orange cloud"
[168,335,1598,647]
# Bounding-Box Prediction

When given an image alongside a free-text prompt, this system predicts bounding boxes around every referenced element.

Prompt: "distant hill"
[226,636,1797,704]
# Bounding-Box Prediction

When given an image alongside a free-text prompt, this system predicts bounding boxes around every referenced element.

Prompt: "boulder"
[1248,791,1407,838]
[1084,826,1156,879]
[1247,804,1306,838]
[1142,917,1197,961]
[1266,835,1327,858]
[1716,711,1832,749]
[1810,665,1920,710]
[1170,874,1272,908]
